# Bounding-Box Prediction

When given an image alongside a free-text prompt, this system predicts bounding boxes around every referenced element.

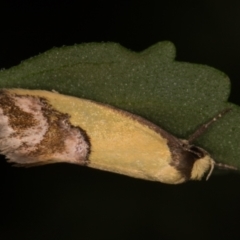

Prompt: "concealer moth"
[0,89,237,184]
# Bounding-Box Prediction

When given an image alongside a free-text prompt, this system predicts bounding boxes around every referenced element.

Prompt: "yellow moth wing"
[7,89,174,181]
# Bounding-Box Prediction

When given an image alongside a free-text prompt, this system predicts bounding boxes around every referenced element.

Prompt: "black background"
[1,1,240,240]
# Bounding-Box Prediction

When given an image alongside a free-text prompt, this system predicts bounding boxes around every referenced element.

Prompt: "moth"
[0,89,236,184]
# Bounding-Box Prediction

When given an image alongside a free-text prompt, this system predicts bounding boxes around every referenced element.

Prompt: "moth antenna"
[188,108,232,144]
[214,162,238,171]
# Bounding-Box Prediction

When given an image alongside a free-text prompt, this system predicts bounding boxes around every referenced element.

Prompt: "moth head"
[184,108,237,181]
[176,140,215,181]
[187,144,237,181]
[190,152,215,181]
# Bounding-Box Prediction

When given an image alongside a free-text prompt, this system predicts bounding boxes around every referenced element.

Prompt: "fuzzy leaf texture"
[0,41,239,170]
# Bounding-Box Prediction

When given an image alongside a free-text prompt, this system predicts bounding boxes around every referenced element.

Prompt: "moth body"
[0,89,234,184]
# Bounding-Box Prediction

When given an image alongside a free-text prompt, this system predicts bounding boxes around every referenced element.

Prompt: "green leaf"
[0,41,239,170]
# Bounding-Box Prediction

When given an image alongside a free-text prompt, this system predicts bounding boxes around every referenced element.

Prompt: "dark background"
[1,1,240,239]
